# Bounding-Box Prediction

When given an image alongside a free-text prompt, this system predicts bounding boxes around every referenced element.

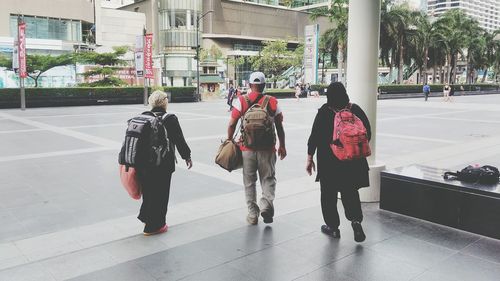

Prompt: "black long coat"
[307,103,371,190]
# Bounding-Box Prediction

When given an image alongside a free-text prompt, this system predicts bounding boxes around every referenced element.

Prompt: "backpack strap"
[243,94,264,109]
[261,95,271,110]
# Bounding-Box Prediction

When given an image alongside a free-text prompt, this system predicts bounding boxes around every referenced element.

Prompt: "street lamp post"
[196,10,213,101]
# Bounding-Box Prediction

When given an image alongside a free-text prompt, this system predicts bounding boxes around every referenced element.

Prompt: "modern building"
[427,0,500,32]
[0,0,146,87]
[121,0,329,87]
[0,0,96,56]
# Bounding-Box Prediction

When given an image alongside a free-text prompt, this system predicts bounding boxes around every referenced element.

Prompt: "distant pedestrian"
[306,83,311,97]
[423,83,431,101]
[306,82,371,243]
[227,84,235,111]
[443,83,451,102]
[295,84,301,101]
[227,72,287,225]
[122,91,193,236]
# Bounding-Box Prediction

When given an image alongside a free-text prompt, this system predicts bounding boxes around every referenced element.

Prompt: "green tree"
[26,54,74,87]
[0,53,73,87]
[251,40,300,87]
[310,0,348,84]
[77,46,128,87]
[0,54,12,68]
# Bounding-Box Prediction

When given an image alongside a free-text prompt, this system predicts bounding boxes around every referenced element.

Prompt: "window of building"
[10,15,84,42]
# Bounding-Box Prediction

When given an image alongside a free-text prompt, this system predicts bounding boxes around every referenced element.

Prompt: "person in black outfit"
[137,91,192,236]
[227,84,235,111]
[306,82,371,242]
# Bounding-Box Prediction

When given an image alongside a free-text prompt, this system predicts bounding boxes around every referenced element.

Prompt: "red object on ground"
[119,165,142,200]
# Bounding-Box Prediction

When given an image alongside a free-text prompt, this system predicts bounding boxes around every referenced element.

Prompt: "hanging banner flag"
[303,24,319,84]
[18,22,27,78]
[144,34,154,79]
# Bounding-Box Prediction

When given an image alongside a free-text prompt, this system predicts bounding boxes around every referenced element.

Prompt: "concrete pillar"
[187,10,192,30]
[346,0,385,202]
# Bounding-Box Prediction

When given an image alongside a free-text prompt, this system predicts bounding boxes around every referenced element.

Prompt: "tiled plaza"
[1,94,500,280]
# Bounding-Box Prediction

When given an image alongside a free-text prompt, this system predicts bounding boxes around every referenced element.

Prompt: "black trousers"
[137,170,173,233]
[320,180,363,229]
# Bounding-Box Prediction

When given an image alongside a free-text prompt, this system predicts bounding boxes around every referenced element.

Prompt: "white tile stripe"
[0,128,45,134]
[0,147,114,163]
[0,112,121,148]
[377,133,458,144]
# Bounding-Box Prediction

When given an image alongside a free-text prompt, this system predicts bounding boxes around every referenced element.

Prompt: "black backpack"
[444,165,500,185]
[118,111,174,169]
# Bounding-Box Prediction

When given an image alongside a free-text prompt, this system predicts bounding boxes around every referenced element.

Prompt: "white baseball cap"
[249,72,266,84]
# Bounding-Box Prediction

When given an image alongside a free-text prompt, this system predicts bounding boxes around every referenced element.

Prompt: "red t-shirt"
[231,92,283,151]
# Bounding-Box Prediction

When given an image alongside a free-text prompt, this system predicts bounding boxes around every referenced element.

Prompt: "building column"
[346,0,385,202]
[187,10,192,30]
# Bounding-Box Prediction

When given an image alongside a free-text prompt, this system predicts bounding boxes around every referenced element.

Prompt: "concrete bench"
[380,164,500,239]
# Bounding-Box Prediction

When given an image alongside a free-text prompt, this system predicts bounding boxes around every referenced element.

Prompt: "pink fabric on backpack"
[330,103,371,161]
[119,165,142,200]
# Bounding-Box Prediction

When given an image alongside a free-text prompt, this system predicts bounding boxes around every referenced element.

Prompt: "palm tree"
[436,9,477,83]
[383,5,412,84]
[380,0,398,83]
[310,0,348,84]
[478,30,500,82]
[411,13,439,84]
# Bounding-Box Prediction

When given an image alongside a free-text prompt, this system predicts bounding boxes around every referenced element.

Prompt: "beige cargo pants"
[242,150,277,215]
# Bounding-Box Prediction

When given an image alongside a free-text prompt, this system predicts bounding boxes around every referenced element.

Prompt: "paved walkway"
[0,95,499,280]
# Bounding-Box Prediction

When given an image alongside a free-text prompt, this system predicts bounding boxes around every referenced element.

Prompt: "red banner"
[18,22,27,78]
[144,34,153,79]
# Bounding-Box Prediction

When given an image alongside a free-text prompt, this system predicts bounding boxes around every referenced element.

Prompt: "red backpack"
[330,103,371,161]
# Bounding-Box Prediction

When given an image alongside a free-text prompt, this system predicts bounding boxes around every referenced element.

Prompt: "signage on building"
[144,34,154,79]
[303,24,319,84]
[135,35,144,77]
[135,52,144,77]
[83,66,137,86]
[18,22,27,78]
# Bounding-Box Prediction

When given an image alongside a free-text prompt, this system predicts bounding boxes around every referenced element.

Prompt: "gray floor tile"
[133,243,227,281]
[189,221,313,262]
[226,246,321,281]
[277,232,358,267]
[179,264,259,281]
[327,248,426,281]
[368,234,457,269]
[414,253,500,281]
[460,237,500,264]
[293,267,358,281]
[68,262,157,281]
[402,221,482,251]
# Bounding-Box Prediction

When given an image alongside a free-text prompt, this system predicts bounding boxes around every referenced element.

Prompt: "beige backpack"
[241,95,276,149]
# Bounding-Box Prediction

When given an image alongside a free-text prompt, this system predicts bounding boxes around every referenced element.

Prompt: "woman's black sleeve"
[167,115,191,160]
[307,111,321,156]
[353,104,372,141]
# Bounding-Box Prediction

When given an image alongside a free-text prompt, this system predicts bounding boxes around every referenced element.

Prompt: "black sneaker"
[261,208,274,224]
[321,225,341,238]
[351,221,366,242]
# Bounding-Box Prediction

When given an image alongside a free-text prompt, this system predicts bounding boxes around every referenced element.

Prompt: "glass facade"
[10,15,83,42]
[158,0,201,49]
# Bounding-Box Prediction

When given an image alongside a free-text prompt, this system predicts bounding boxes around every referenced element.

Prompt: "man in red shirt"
[227,72,287,225]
